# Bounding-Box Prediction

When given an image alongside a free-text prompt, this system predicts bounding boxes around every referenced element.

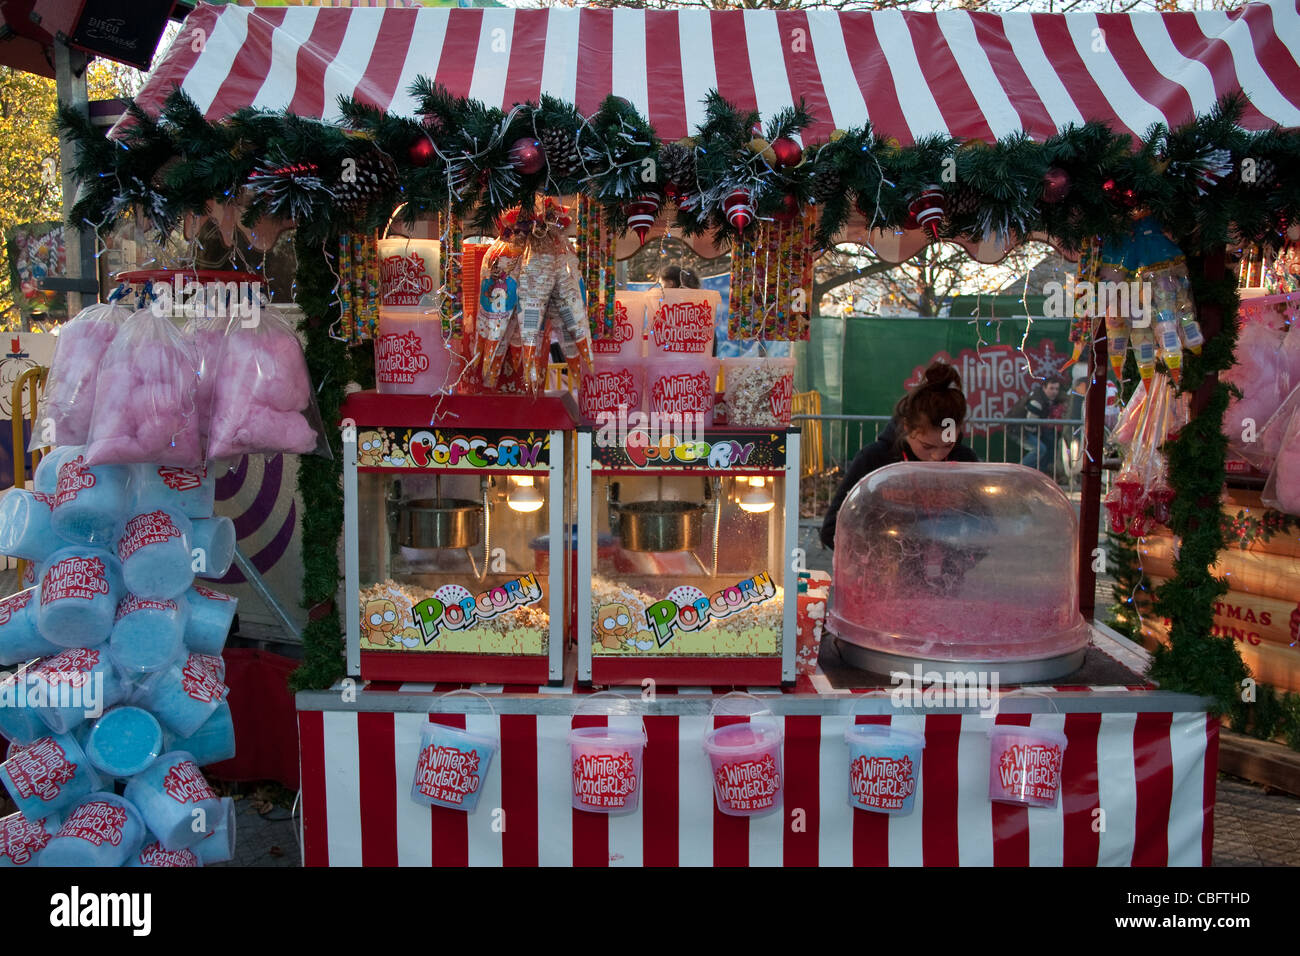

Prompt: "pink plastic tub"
[649,290,718,354]
[591,291,655,358]
[645,357,718,423]
[702,721,784,817]
[568,724,646,815]
[375,312,464,395]
[987,725,1068,808]
[579,357,644,423]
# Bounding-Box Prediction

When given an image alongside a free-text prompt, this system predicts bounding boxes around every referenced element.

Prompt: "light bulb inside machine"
[507,475,544,513]
[738,476,774,514]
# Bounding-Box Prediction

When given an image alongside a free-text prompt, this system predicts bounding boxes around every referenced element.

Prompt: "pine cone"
[540,127,583,180]
[333,152,398,210]
[659,142,698,194]
[1236,156,1275,193]
[949,184,981,221]
[810,167,841,204]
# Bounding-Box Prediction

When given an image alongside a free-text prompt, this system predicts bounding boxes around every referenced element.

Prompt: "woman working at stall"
[819,361,980,550]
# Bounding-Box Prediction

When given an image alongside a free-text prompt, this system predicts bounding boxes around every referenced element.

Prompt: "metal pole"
[1078,318,1107,623]
[232,545,303,643]
[53,41,98,315]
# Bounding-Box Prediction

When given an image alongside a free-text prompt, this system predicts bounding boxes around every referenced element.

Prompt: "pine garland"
[1222,508,1300,548]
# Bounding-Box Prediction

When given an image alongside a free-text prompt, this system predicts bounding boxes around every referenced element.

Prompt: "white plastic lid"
[843,723,926,749]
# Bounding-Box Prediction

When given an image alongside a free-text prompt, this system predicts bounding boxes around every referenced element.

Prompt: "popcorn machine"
[342,392,576,683]
[576,426,800,686]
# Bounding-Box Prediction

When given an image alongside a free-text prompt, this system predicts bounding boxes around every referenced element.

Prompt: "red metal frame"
[590,656,784,686]
[360,651,552,684]
[342,390,579,431]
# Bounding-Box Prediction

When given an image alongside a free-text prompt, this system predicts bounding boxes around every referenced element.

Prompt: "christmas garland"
[56,86,1300,698]
[1222,508,1300,548]
[57,88,1300,255]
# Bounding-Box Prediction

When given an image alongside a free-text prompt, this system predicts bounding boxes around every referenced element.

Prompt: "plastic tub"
[568,723,647,814]
[722,356,796,427]
[0,811,60,867]
[39,792,146,867]
[0,732,102,819]
[645,356,719,423]
[410,722,498,812]
[375,312,464,395]
[85,706,164,778]
[987,725,1068,808]
[843,723,925,815]
[579,357,644,423]
[124,749,223,850]
[649,289,718,354]
[591,290,655,358]
[702,721,784,817]
[377,238,440,312]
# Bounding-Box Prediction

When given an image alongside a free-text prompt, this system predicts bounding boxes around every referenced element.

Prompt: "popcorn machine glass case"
[828,462,1091,683]
[577,427,800,686]
[343,393,576,684]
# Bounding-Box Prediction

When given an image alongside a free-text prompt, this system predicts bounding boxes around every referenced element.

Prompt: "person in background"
[659,265,682,288]
[1016,374,1067,476]
[679,268,700,289]
[820,361,980,550]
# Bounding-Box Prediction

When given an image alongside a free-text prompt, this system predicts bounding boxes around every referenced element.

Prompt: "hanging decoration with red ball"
[908,185,947,240]
[724,187,754,232]
[408,135,436,167]
[770,136,802,169]
[624,194,661,244]
[1041,166,1071,204]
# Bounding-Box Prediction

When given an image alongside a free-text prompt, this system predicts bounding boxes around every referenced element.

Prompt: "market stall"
[29,2,1300,868]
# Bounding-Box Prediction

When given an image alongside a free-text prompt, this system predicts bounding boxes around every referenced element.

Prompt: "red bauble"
[771,137,802,169]
[664,182,683,204]
[508,137,546,175]
[408,136,436,167]
[625,194,661,245]
[907,185,947,240]
[774,193,800,222]
[1042,166,1071,204]
[724,187,754,232]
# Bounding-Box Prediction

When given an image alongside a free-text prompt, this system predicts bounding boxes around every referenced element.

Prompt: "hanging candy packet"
[33,301,132,450]
[206,304,329,460]
[84,308,204,468]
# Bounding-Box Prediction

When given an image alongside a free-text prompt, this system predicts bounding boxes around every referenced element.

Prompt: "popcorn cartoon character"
[595,603,632,650]
[358,432,388,467]
[363,598,400,647]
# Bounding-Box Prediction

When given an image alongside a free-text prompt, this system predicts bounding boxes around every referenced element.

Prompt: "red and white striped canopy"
[139,2,1300,144]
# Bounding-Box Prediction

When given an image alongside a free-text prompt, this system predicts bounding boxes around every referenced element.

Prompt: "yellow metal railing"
[11,365,48,584]
[791,390,823,477]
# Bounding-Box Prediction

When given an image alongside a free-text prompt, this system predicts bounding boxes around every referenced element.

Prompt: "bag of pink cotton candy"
[205,304,330,460]
[32,300,133,450]
[84,308,205,468]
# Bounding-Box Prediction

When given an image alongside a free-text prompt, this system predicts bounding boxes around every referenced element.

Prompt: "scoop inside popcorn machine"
[577,427,800,686]
[827,462,1091,683]
[343,393,576,684]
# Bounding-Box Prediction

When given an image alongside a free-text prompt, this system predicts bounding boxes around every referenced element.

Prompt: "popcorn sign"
[41,557,109,604]
[849,754,916,811]
[413,745,482,804]
[714,754,781,812]
[572,752,638,809]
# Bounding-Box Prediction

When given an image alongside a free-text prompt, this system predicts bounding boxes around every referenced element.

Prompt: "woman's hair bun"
[923,362,961,389]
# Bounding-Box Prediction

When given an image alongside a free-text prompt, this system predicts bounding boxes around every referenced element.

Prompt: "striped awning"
[136,2,1300,144]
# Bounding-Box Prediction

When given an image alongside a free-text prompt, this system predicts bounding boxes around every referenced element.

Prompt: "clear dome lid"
[829,462,1090,663]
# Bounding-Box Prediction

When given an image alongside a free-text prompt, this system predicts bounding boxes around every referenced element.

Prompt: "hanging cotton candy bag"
[85,308,204,468]
[32,300,132,450]
[205,305,329,460]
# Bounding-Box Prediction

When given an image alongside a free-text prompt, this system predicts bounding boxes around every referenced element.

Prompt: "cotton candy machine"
[828,462,1090,683]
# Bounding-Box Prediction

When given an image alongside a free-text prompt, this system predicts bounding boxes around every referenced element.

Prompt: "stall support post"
[343,424,361,676]
[576,429,593,683]
[1077,317,1107,623]
[53,41,99,316]
[782,428,801,684]
[1189,249,1226,417]
[547,427,566,684]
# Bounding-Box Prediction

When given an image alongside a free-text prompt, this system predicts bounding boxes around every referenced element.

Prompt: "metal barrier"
[792,413,1093,519]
